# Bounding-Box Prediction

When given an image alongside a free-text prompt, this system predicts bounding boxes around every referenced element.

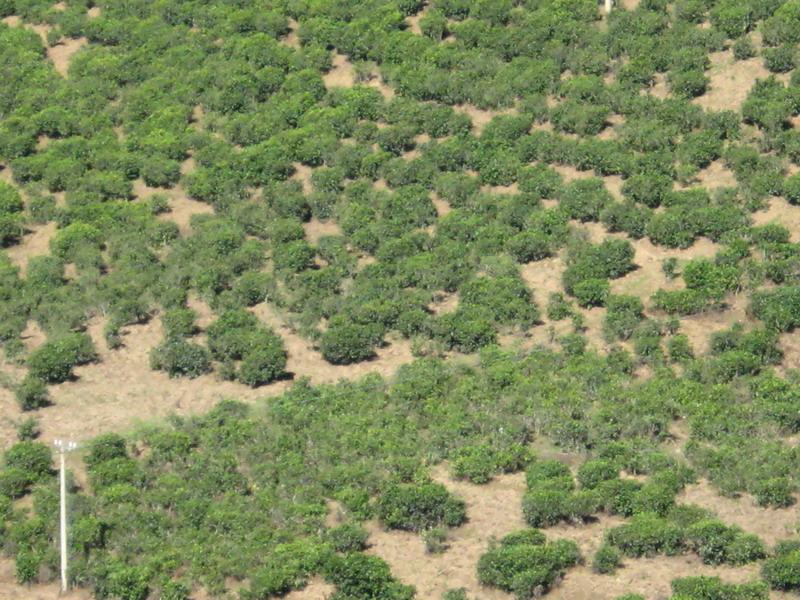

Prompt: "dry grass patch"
[752,197,800,242]
[453,104,517,136]
[323,53,356,88]
[159,194,215,236]
[366,467,526,600]
[428,291,459,315]
[48,37,88,77]
[250,302,414,385]
[611,237,719,301]
[559,555,766,600]
[284,578,335,599]
[680,479,800,547]
[692,159,738,190]
[20,321,46,353]
[0,317,281,451]
[304,217,343,245]
[647,72,670,99]
[694,53,770,112]
[405,1,430,35]
[431,191,452,217]
[4,221,58,275]
[520,255,565,299]
[290,162,314,194]
[678,291,749,355]
[134,167,215,236]
[0,558,91,600]
[282,18,301,49]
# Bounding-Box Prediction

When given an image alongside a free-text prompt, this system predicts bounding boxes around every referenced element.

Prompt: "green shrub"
[671,576,769,600]
[15,418,39,441]
[632,483,676,516]
[376,481,466,532]
[563,239,635,298]
[652,288,710,316]
[622,173,672,208]
[206,310,260,361]
[573,278,610,308]
[592,544,621,574]
[763,45,796,73]
[507,231,551,263]
[600,201,651,239]
[668,69,708,98]
[15,549,41,585]
[89,457,145,491]
[725,533,767,566]
[785,173,800,204]
[273,240,315,272]
[320,320,381,364]
[750,286,800,331]
[459,274,539,328]
[0,181,24,215]
[596,478,642,517]
[668,335,694,362]
[0,468,33,499]
[560,178,612,222]
[159,581,190,600]
[604,296,644,341]
[161,308,198,339]
[103,563,150,600]
[15,376,50,411]
[149,339,212,379]
[434,307,497,353]
[710,0,754,37]
[327,524,369,553]
[546,293,573,321]
[686,520,738,565]
[522,489,570,527]
[647,210,698,249]
[577,460,618,490]
[236,330,287,386]
[324,553,414,600]
[27,332,97,383]
[451,445,497,484]
[232,271,275,306]
[605,513,685,557]
[49,222,103,261]
[752,477,796,507]
[500,529,547,547]
[85,433,127,469]
[762,545,800,592]
[526,460,573,489]
[5,441,52,480]
[477,536,580,598]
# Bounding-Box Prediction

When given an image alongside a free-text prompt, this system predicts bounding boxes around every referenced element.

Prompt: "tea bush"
[762,542,800,592]
[671,577,769,600]
[376,481,466,532]
[27,332,97,383]
[593,544,622,574]
[150,339,212,379]
[477,532,581,599]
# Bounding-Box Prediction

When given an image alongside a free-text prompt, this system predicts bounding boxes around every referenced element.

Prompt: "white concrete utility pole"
[53,439,77,594]
[605,0,613,14]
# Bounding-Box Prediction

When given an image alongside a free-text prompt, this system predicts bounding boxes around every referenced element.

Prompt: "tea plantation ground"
[1,0,800,599]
